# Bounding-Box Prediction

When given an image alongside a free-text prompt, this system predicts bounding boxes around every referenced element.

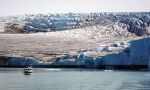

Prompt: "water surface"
[0,68,150,90]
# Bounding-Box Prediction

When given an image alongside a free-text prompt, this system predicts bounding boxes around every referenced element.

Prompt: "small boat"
[24,66,33,74]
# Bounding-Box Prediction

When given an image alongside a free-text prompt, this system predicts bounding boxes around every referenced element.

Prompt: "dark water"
[0,68,150,90]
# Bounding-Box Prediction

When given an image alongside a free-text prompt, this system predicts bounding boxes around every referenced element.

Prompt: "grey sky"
[0,0,150,16]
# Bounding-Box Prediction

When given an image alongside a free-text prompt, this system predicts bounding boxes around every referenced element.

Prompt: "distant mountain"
[0,12,150,36]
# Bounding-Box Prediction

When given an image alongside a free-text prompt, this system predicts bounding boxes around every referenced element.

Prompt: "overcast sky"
[0,0,150,16]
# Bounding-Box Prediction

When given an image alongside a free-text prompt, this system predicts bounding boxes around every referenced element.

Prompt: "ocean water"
[0,68,150,90]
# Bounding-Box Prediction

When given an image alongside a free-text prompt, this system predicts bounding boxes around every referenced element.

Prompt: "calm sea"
[0,68,150,90]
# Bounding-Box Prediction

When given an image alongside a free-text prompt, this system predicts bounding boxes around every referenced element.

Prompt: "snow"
[1,12,150,37]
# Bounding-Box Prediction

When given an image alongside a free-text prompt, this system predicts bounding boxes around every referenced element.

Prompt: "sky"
[0,0,150,16]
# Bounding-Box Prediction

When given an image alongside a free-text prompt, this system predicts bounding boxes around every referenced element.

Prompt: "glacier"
[76,38,150,69]
[1,12,150,36]
[1,37,150,70]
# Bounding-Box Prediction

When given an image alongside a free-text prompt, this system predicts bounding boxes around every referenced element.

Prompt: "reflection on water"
[0,68,150,90]
[44,68,62,71]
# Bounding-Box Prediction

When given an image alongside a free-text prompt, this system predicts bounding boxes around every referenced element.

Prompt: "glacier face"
[3,38,150,68]
[76,53,102,68]
[76,38,150,68]
[76,41,131,68]
[130,38,150,65]
[6,57,39,66]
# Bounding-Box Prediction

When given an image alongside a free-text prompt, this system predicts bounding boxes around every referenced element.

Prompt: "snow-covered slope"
[0,12,150,37]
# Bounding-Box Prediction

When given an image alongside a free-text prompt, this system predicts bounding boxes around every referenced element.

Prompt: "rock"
[120,17,148,36]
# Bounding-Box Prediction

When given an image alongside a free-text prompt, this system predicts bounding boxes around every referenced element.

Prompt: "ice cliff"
[76,38,150,69]
[6,57,39,66]
[2,38,150,69]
